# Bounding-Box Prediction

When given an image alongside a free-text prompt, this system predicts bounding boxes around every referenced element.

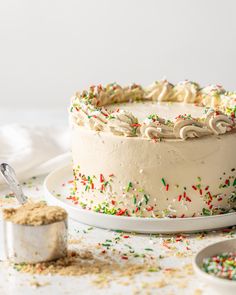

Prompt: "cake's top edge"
[69,79,236,141]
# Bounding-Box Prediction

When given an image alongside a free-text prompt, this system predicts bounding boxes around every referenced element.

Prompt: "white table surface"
[0,108,235,295]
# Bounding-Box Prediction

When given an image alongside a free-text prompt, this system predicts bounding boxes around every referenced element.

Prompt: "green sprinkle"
[124,244,132,249]
[148,267,159,272]
[126,182,133,192]
[161,178,166,186]
[144,194,149,205]
[202,252,236,280]
[138,188,144,193]
[134,253,145,258]
[233,179,236,186]
[102,243,111,247]
[4,194,15,199]
[202,208,211,216]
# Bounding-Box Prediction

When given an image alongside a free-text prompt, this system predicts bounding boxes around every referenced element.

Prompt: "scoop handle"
[0,163,27,204]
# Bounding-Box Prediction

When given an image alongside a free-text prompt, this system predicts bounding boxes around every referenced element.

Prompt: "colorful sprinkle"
[202,253,236,280]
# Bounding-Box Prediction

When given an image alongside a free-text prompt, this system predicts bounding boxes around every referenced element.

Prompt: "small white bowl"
[193,238,236,294]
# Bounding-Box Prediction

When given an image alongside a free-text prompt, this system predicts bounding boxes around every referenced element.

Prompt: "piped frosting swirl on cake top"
[69,79,236,140]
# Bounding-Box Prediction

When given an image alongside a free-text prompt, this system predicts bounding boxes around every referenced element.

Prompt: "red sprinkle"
[192,185,197,190]
[166,184,169,191]
[146,206,154,211]
[131,123,141,127]
[100,174,104,183]
[208,191,213,200]
[116,209,127,216]
[101,112,108,117]
[163,243,171,249]
[178,195,182,201]
[222,228,232,232]
[164,268,173,271]
[121,256,128,260]
[123,235,130,239]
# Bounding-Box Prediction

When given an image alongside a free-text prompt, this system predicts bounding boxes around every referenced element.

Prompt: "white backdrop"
[1,0,236,109]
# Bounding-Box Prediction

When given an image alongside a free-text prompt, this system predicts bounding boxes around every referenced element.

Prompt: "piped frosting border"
[69,79,236,140]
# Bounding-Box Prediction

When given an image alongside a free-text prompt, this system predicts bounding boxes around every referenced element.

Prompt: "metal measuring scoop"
[0,163,68,264]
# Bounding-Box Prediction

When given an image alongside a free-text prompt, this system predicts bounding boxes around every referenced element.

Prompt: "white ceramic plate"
[44,165,236,234]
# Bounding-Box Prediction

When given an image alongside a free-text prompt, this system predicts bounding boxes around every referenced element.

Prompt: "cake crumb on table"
[29,280,50,288]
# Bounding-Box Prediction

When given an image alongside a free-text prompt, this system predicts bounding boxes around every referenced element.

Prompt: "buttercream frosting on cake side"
[69,79,236,218]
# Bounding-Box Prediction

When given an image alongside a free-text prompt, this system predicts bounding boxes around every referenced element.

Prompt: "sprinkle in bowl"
[193,238,236,294]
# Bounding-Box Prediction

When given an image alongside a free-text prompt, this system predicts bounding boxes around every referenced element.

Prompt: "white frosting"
[221,92,236,111]
[201,84,225,108]
[174,119,212,139]
[71,125,236,218]
[106,101,204,121]
[172,80,199,103]
[70,101,107,131]
[70,80,236,141]
[205,110,234,135]
[140,121,175,139]
[145,79,173,101]
[107,110,139,137]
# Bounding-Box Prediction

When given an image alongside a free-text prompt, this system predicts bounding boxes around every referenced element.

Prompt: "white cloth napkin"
[0,124,71,185]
